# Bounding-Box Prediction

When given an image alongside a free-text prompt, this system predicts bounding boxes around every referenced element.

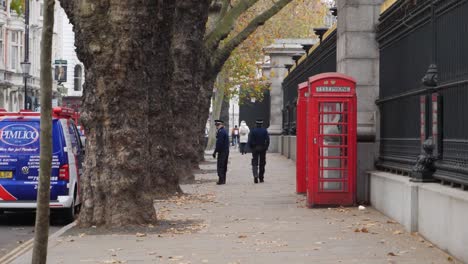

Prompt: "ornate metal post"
[413,0,440,182]
[411,138,436,182]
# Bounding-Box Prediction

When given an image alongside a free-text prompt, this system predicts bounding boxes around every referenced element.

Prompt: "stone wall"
[370,171,468,263]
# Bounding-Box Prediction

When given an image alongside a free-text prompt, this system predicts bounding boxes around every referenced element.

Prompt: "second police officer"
[248,119,270,183]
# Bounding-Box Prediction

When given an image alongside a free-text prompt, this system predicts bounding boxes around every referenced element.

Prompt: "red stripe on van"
[0,184,17,201]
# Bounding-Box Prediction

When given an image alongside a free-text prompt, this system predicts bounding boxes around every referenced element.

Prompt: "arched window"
[74,65,83,91]
[0,91,4,109]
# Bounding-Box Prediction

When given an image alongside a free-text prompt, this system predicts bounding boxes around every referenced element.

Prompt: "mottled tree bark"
[58,0,291,226]
[60,0,183,226]
[169,1,210,182]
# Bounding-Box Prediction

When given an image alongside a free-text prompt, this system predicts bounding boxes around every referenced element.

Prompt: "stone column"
[337,0,384,203]
[263,40,309,153]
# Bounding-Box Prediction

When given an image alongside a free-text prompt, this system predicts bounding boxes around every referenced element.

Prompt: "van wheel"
[62,199,76,224]
[75,203,81,215]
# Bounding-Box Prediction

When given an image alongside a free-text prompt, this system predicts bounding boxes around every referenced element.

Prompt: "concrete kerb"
[2,221,76,264]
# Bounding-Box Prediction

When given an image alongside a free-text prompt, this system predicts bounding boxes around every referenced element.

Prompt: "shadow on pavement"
[0,211,36,227]
[0,210,69,227]
[62,219,205,237]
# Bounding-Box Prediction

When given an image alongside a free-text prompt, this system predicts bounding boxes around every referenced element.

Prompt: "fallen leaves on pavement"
[101,259,125,264]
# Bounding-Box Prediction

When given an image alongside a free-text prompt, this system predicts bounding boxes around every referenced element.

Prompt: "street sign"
[54,59,67,65]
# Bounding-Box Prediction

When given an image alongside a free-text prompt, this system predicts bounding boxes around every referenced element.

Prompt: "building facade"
[0,0,83,112]
[56,5,83,112]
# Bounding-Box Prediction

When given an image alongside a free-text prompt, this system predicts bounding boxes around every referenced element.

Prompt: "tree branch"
[204,0,259,53]
[218,0,231,22]
[206,0,230,33]
[58,0,74,20]
[211,0,293,73]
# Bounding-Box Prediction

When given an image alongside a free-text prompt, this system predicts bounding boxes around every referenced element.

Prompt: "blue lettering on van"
[0,124,39,146]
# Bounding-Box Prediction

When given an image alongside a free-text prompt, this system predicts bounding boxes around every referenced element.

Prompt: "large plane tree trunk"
[60,0,188,227]
[170,1,210,182]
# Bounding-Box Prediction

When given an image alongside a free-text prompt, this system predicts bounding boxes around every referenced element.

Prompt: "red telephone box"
[296,82,309,194]
[306,73,357,207]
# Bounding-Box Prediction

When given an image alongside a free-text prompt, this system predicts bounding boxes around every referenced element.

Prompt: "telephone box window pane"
[319,102,348,113]
[320,147,348,157]
[320,113,348,124]
[319,165,348,176]
[320,146,341,159]
[321,124,348,135]
[320,182,343,191]
[320,136,348,147]
[320,168,342,179]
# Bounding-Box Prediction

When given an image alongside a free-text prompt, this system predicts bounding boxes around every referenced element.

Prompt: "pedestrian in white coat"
[239,120,250,155]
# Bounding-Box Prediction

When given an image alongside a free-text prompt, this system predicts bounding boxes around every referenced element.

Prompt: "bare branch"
[204,0,259,53]
[209,0,223,13]
[211,0,293,73]
[207,0,230,32]
[58,0,74,20]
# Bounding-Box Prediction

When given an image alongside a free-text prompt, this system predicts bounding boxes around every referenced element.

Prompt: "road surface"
[0,211,62,258]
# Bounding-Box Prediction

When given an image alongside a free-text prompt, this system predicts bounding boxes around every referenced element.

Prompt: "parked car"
[0,107,84,222]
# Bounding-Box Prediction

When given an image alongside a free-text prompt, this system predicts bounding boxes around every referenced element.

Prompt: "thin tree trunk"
[220,96,230,134]
[206,78,225,150]
[193,76,215,161]
[31,0,54,262]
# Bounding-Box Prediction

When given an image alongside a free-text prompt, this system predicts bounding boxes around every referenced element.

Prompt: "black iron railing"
[281,30,337,135]
[377,0,468,187]
[238,90,271,131]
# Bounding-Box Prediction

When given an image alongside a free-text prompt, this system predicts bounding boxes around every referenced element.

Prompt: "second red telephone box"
[306,73,357,207]
[296,82,309,194]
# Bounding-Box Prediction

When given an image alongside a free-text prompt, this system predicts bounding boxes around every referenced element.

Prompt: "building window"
[0,27,3,67]
[10,31,23,70]
[10,32,18,70]
[74,65,82,91]
[20,32,23,63]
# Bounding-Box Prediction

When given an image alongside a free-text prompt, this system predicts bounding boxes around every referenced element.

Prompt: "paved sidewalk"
[13,151,459,264]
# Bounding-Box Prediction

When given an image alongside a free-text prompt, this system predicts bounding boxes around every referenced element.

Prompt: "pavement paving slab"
[11,150,461,264]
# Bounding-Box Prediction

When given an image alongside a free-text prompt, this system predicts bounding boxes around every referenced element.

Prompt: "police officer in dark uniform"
[248,119,270,183]
[212,120,229,185]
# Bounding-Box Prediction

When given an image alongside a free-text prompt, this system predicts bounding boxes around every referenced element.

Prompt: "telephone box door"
[307,73,356,207]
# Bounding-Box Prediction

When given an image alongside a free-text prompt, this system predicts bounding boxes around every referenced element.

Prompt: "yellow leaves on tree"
[220,0,330,103]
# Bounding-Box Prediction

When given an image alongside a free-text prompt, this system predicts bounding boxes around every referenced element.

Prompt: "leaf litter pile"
[62,192,216,238]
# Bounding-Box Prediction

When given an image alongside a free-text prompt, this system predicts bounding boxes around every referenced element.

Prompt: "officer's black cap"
[214,120,224,125]
[255,119,264,124]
